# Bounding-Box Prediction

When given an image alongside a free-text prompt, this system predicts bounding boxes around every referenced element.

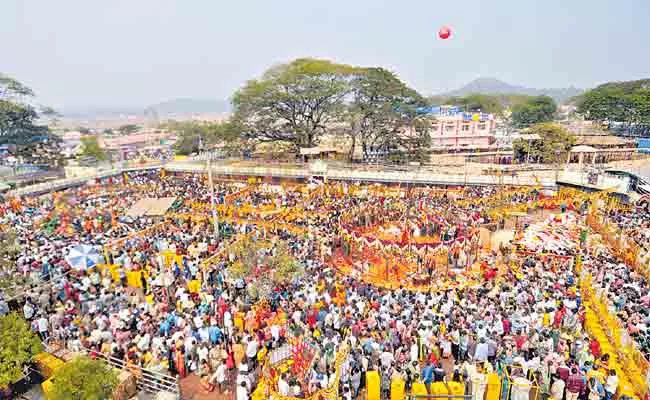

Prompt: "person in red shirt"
[428,350,439,365]
[589,338,601,358]
[484,267,497,280]
[553,305,566,328]
[515,332,527,351]
[306,309,317,329]
[565,368,584,400]
[502,317,511,336]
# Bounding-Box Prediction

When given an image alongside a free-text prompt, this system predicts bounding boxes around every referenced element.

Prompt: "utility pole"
[200,135,219,241]
[207,154,219,241]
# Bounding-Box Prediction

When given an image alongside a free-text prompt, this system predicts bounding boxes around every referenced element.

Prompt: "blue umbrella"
[65,244,103,271]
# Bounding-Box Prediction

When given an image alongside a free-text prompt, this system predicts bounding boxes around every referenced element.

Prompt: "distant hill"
[145,98,230,116]
[441,78,583,104]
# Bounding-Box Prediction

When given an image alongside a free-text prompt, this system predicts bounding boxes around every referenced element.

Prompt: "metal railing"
[6,164,163,196]
[167,162,557,187]
[90,350,179,397]
[43,339,180,398]
[7,160,560,197]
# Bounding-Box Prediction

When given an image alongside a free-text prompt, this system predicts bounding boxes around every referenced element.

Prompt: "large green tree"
[511,95,557,128]
[0,73,61,165]
[0,312,44,387]
[79,136,107,161]
[49,356,118,400]
[347,68,429,161]
[232,58,363,148]
[576,79,650,136]
[513,122,576,163]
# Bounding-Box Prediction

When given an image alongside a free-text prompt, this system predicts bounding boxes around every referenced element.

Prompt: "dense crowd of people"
[0,171,647,400]
[606,207,650,262]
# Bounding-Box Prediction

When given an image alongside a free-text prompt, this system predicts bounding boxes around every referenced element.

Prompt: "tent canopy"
[299,146,343,155]
[570,145,598,153]
[126,197,176,217]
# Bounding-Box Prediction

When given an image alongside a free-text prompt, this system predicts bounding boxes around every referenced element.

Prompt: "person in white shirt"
[474,337,489,362]
[245,337,258,365]
[550,374,565,400]
[380,349,394,369]
[224,311,233,335]
[37,315,49,340]
[137,333,151,351]
[236,365,251,392]
[278,373,290,396]
[193,314,203,329]
[23,302,35,320]
[270,324,280,342]
[212,360,228,393]
[236,381,248,400]
[197,344,209,363]
[292,310,302,325]
[605,369,618,400]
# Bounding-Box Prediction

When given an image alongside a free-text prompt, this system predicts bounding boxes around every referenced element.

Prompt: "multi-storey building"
[420,105,496,149]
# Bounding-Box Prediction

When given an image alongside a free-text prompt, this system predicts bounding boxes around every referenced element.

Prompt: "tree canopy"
[232,58,364,149]
[117,124,139,135]
[48,356,118,400]
[79,136,107,161]
[511,95,557,128]
[576,79,650,136]
[0,73,61,165]
[166,120,241,155]
[0,228,27,298]
[228,237,304,299]
[446,94,504,115]
[231,59,433,160]
[0,312,43,387]
[0,74,34,99]
[347,67,429,161]
[426,93,535,115]
[513,122,576,163]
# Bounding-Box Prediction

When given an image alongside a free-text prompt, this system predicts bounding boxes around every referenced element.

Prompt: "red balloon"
[438,26,452,39]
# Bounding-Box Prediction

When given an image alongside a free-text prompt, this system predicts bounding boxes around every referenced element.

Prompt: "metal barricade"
[82,347,180,398]
[43,340,180,399]
[501,365,539,400]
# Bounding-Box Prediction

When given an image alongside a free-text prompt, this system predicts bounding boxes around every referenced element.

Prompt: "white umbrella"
[65,244,103,271]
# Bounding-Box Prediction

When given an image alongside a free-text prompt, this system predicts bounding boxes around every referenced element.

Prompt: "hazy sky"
[2,0,649,110]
